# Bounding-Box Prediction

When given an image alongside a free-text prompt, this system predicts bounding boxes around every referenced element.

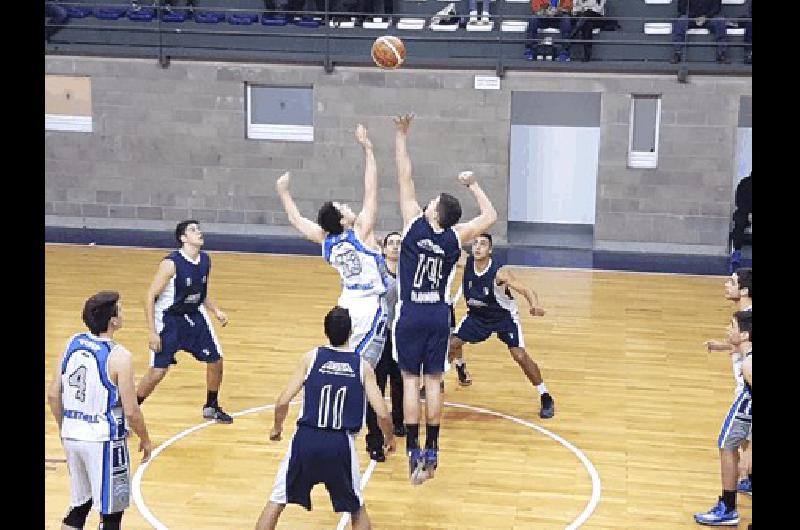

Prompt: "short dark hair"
[175,219,199,245]
[82,291,120,335]
[735,267,752,299]
[317,202,344,235]
[383,231,401,248]
[734,309,752,343]
[324,306,352,347]
[437,193,462,229]
[477,233,493,246]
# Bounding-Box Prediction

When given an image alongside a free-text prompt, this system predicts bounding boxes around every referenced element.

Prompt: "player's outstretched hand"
[530,306,545,317]
[269,428,282,442]
[215,309,229,327]
[458,171,476,187]
[393,113,414,134]
[384,435,396,455]
[139,439,153,463]
[276,172,291,193]
[356,124,372,149]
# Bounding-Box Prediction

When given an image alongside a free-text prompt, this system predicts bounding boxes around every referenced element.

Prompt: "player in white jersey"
[276,124,388,368]
[47,291,152,530]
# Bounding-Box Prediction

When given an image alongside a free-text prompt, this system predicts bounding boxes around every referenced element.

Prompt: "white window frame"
[628,94,661,169]
[246,85,313,142]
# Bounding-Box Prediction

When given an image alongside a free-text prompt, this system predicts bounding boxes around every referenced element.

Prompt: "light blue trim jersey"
[59,333,127,442]
[323,229,387,303]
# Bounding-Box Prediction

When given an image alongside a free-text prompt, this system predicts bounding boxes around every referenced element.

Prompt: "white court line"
[133,400,601,529]
[45,242,726,278]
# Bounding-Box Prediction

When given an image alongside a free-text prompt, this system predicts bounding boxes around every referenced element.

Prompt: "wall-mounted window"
[246,85,313,142]
[45,75,92,133]
[628,94,661,169]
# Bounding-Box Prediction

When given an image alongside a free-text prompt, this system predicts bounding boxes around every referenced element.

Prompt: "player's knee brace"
[63,499,92,528]
[99,510,123,530]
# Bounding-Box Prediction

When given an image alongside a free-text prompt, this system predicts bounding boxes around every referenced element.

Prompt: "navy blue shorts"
[152,309,223,368]
[393,303,450,375]
[454,313,525,349]
[269,426,362,513]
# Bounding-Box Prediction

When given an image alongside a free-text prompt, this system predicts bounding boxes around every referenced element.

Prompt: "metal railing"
[44,2,753,76]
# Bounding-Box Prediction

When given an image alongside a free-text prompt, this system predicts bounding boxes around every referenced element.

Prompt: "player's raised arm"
[270,349,315,441]
[354,124,379,245]
[276,172,326,244]
[394,113,422,229]
[453,171,498,244]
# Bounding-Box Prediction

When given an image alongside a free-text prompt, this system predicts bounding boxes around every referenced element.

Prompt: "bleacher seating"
[45,0,753,69]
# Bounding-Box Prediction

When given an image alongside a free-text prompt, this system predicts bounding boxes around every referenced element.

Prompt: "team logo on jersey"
[202,275,207,283]
[483,287,490,296]
[416,239,445,255]
[202,348,210,356]
[468,281,472,289]
[466,298,487,307]
[319,360,356,377]
[186,277,192,287]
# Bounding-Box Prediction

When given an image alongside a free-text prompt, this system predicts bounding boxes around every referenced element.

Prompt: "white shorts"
[63,438,130,515]
[342,296,388,369]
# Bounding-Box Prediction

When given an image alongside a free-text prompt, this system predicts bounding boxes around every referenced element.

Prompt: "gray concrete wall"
[45,56,751,254]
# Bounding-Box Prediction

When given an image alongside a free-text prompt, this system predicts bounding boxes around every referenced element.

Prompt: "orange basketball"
[371,35,406,69]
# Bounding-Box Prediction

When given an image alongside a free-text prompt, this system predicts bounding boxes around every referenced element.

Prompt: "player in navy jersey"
[276,124,390,370]
[694,310,752,527]
[392,113,497,484]
[135,220,233,423]
[255,306,396,530]
[47,292,152,530]
[449,233,556,419]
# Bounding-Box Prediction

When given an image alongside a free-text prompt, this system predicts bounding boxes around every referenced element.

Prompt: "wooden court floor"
[44,244,751,529]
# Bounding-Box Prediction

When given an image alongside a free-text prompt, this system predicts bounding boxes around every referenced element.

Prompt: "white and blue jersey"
[393,214,462,374]
[323,230,388,367]
[151,249,222,368]
[269,347,367,513]
[718,351,752,450]
[59,333,131,515]
[60,333,126,442]
[455,256,525,349]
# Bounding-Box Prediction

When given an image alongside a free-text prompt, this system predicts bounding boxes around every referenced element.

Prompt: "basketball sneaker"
[422,448,438,480]
[694,499,739,526]
[202,405,233,424]
[456,363,472,386]
[737,478,752,496]
[408,448,426,485]
[539,393,555,419]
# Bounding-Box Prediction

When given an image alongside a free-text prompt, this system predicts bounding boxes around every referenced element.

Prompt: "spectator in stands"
[45,0,69,41]
[570,0,605,62]
[670,0,729,64]
[469,0,491,25]
[743,0,752,64]
[730,172,751,273]
[525,0,574,62]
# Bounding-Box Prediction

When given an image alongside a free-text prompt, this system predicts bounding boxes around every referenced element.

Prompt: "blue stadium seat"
[128,7,156,21]
[194,11,226,23]
[93,7,127,20]
[65,6,93,18]
[262,14,289,26]
[227,13,259,25]
[162,10,192,22]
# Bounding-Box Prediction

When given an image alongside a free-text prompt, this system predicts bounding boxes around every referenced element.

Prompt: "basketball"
[372,36,406,69]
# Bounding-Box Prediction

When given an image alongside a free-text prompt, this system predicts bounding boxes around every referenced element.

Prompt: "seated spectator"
[743,0,752,64]
[730,172,751,273]
[163,0,195,12]
[45,0,69,41]
[570,0,605,62]
[469,0,491,25]
[525,0,574,62]
[671,0,729,64]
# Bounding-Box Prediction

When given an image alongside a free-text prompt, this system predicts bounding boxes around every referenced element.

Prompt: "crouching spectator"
[525,0,573,62]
